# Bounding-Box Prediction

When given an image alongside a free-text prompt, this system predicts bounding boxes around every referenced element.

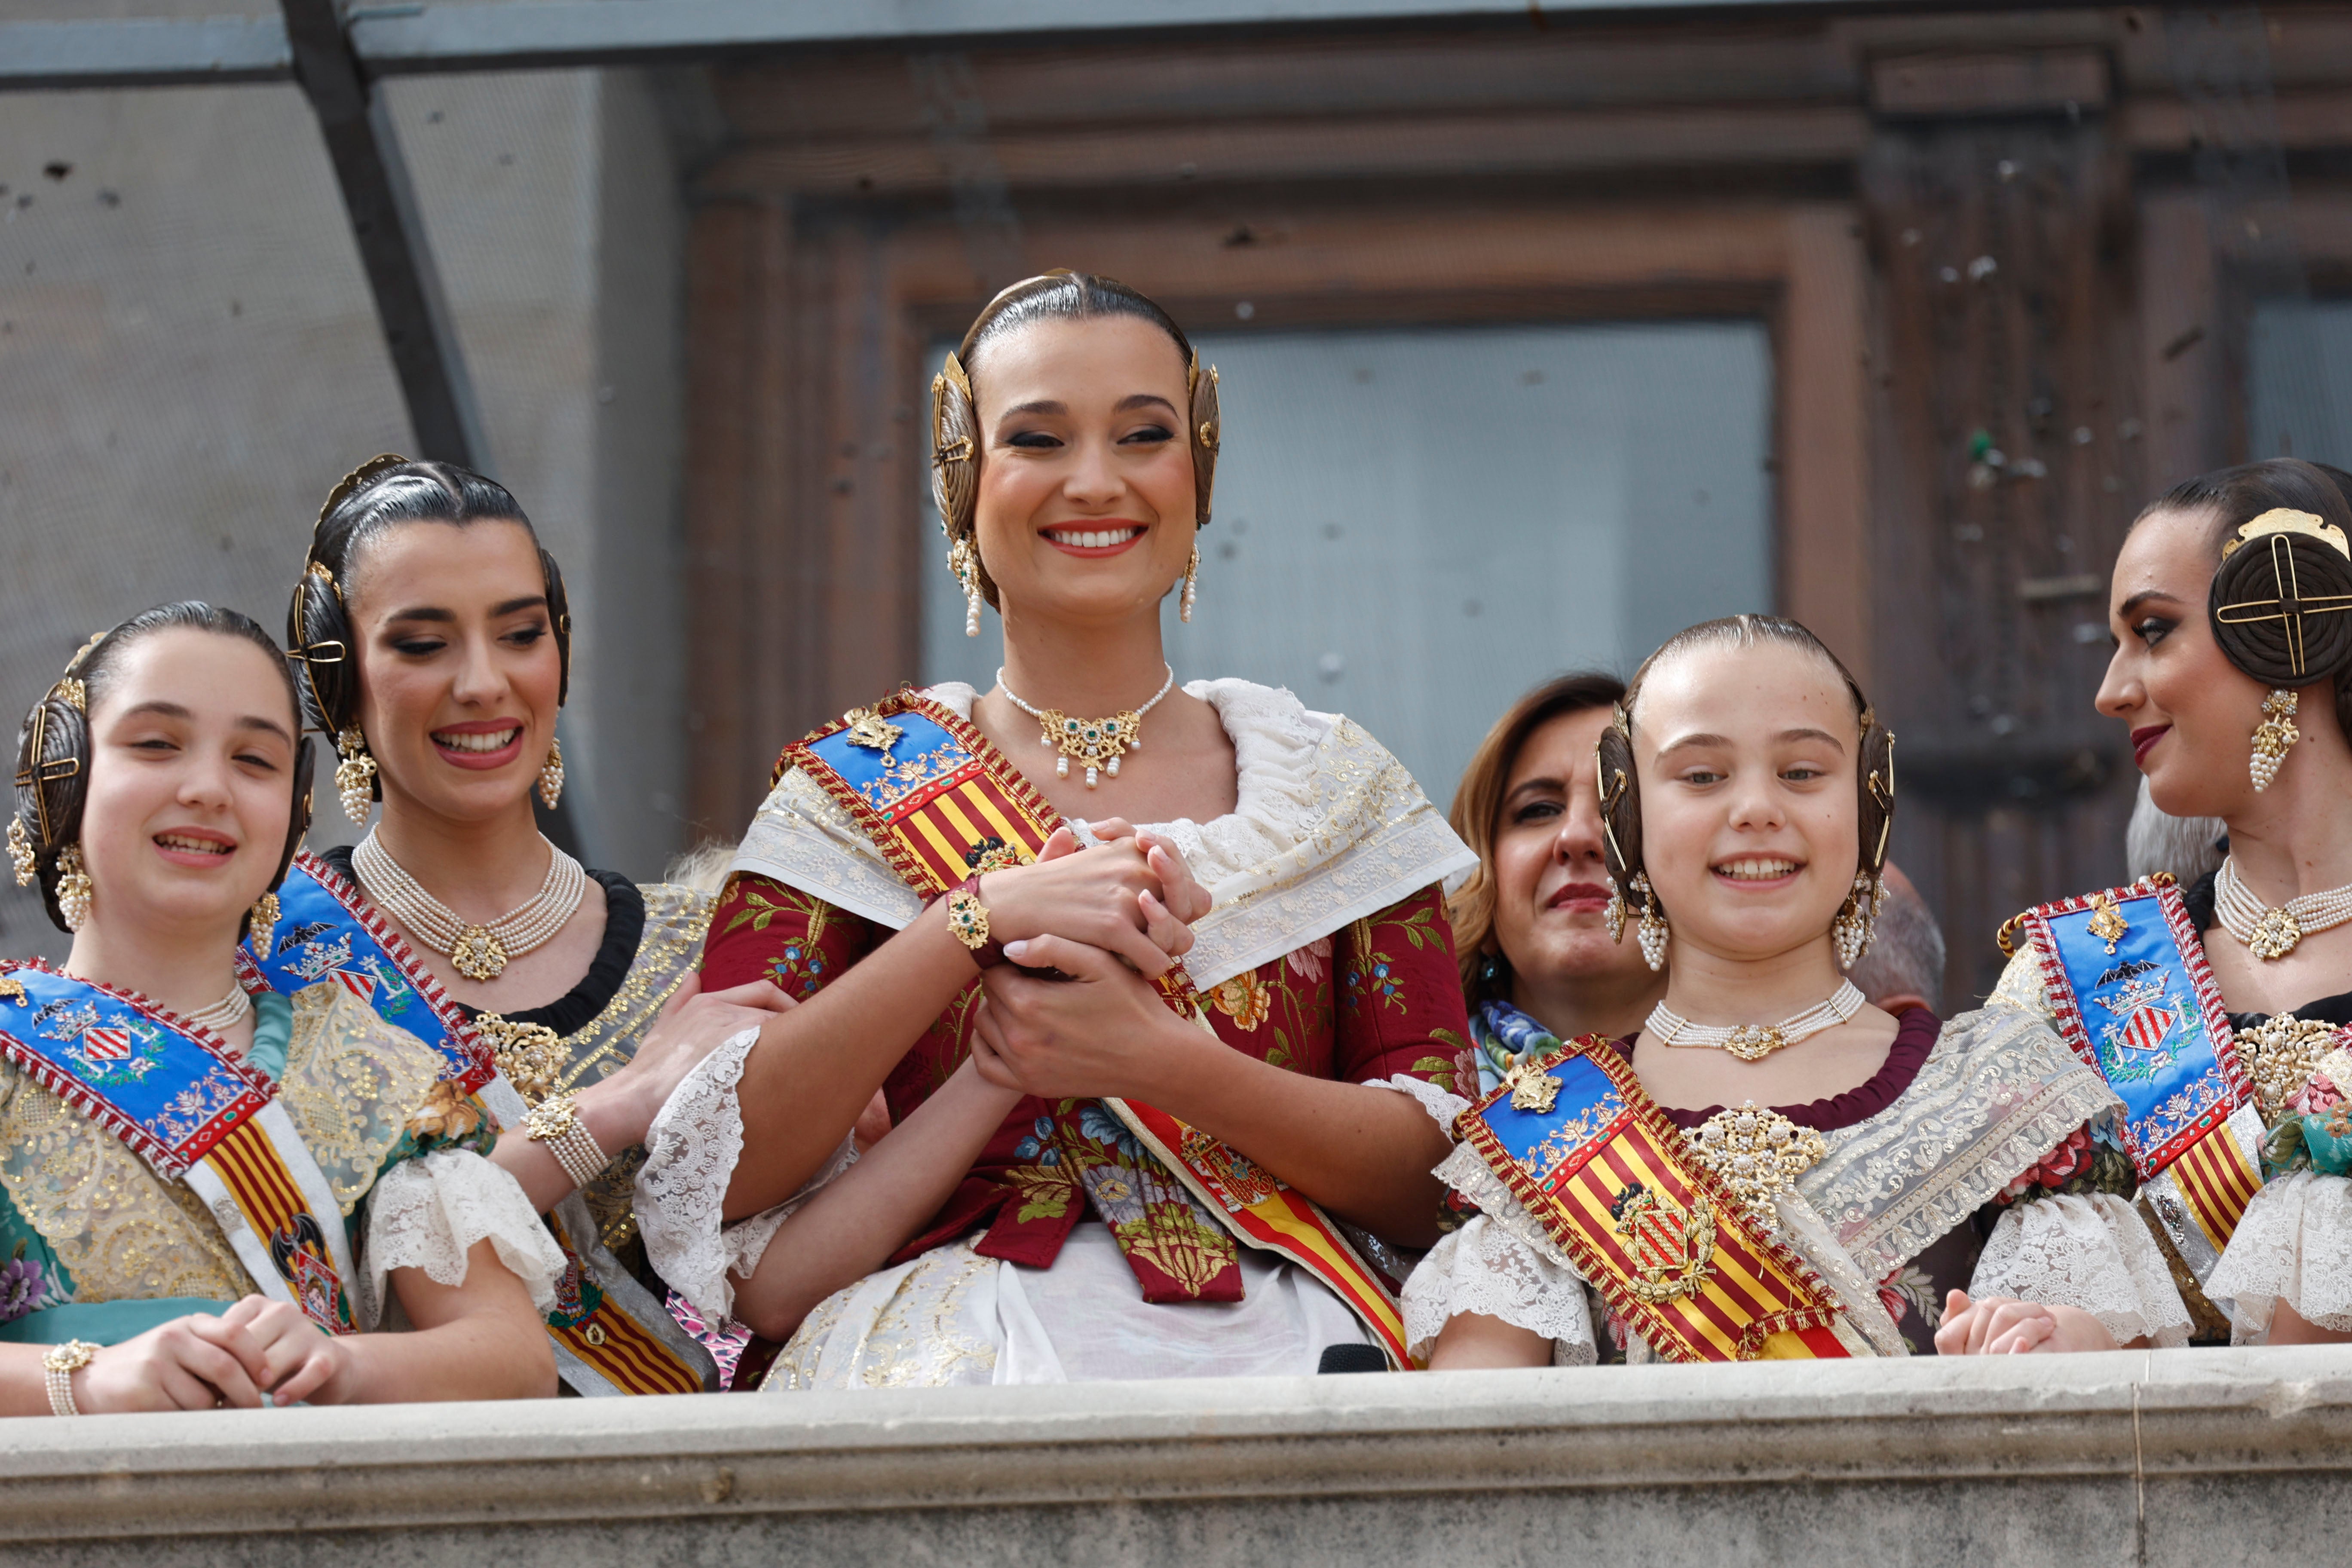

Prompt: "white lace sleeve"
[1401,1216,1597,1364]
[633,1024,864,1323]
[1372,1071,1470,1134]
[1970,1191,2191,1348]
[358,1148,567,1328]
[2203,1170,2352,1343]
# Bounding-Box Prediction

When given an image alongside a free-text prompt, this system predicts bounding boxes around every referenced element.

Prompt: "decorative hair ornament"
[537,738,564,811]
[318,453,412,529]
[2208,511,2352,787]
[334,727,377,825]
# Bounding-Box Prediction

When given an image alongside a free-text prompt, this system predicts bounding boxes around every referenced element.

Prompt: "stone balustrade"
[3,1344,2350,1566]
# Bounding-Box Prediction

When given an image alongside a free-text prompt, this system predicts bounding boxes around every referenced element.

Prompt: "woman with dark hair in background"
[633,270,1479,1386]
[1404,615,2186,1367]
[1,604,557,1411]
[1446,673,1667,1093]
[1985,456,2352,1348]
[261,456,790,1393]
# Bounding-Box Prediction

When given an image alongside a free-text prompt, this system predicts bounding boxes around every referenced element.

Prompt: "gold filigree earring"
[6,818,34,887]
[334,728,377,825]
[948,536,984,638]
[537,738,564,810]
[1603,874,1627,943]
[247,890,280,953]
[55,842,92,933]
[2251,688,2299,792]
[1632,872,1668,972]
[1180,543,1200,623]
[1832,871,1880,970]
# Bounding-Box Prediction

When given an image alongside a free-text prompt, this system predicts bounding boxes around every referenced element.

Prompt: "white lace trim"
[2203,1170,2352,1343]
[1373,1071,1470,1132]
[634,1023,761,1320]
[1970,1191,2192,1348]
[1402,1216,1597,1363]
[632,1023,859,1324]
[732,679,1475,989]
[358,1148,567,1327]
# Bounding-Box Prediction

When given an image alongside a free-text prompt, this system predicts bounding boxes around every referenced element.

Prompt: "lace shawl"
[727,679,1476,989]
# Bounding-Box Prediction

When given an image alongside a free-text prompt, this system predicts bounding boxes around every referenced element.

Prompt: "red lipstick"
[2130,725,2170,767]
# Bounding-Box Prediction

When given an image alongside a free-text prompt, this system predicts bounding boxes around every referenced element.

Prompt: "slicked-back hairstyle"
[13,602,313,933]
[1446,671,1628,1006]
[286,458,568,812]
[2142,458,2352,743]
[930,271,1221,609]
[1595,615,1893,922]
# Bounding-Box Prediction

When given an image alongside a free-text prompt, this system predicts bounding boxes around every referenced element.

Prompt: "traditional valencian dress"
[1400,986,2193,1363]
[1989,874,2352,1345]
[239,851,720,1394]
[633,680,1479,1386]
[0,955,563,1352]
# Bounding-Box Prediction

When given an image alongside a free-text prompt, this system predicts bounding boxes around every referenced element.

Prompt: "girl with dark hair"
[1979,457,2352,1349]
[1,605,558,1412]
[1446,672,1666,1092]
[265,456,790,1394]
[1404,615,2185,1367]
[634,270,1479,1386]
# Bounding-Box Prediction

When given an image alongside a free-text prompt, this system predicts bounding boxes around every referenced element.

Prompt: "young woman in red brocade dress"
[628,273,1479,1384]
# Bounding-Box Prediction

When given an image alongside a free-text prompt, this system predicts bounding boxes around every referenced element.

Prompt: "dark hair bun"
[2207,511,2352,688]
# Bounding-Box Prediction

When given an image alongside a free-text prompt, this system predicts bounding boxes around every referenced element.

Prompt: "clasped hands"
[1934,1289,2123,1355]
[965,821,1215,1103]
[67,1297,357,1412]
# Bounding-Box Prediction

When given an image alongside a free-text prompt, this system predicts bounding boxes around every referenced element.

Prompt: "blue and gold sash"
[784,692,1415,1367]
[1455,1032,1851,1363]
[240,851,499,1101]
[240,853,712,1395]
[2005,879,2264,1271]
[0,961,360,1334]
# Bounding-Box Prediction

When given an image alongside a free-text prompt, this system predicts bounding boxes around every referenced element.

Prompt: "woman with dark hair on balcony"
[264,456,796,1394]
[1977,457,2352,1349]
[1403,615,2187,1367]
[634,270,1479,1386]
[1446,672,1667,1097]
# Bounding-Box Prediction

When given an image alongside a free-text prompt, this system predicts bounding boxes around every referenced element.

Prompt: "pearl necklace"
[998,664,1176,788]
[351,828,585,982]
[1647,980,1866,1063]
[2214,856,2352,961]
[183,980,253,1035]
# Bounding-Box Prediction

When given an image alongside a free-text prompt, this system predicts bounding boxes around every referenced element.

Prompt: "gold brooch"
[0,972,25,1006]
[475,1012,570,1105]
[2237,1013,2343,1124]
[842,707,904,763]
[2085,891,2129,955]
[1689,1102,1827,1221]
[1503,1054,1562,1114]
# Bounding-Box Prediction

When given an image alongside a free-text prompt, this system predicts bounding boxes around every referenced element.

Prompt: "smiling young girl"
[0,603,558,1412]
[1979,458,2352,1349]
[1405,615,2187,1366]
[634,271,1479,1385]
[262,457,790,1394]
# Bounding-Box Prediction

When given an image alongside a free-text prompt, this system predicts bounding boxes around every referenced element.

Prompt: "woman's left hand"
[968,933,1203,1103]
[1934,1290,2120,1355]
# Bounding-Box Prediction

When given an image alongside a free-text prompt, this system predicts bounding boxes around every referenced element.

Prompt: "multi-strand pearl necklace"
[351,827,585,982]
[182,981,254,1035]
[2214,856,2352,961]
[1647,980,1866,1063]
[998,664,1177,788]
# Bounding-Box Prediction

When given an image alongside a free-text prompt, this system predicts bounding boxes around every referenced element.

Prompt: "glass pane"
[2249,298,2352,464]
[923,319,1773,804]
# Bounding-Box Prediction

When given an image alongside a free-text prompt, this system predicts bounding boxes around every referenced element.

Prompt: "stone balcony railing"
[3,1345,2349,1566]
